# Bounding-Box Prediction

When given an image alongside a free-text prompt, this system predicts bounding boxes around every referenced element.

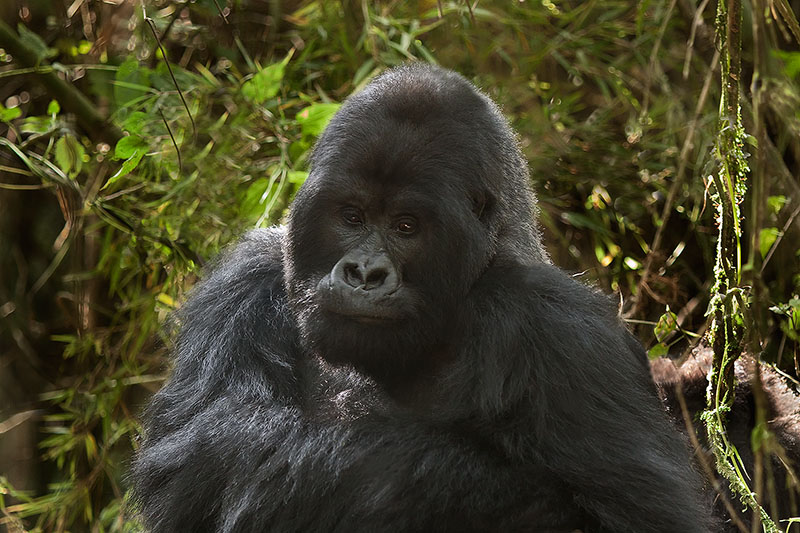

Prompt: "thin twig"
[465,0,476,25]
[142,3,196,137]
[212,0,230,24]
[674,383,750,533]
[760,201,800,274]
[683,0,712,79]
[159,107,182,173]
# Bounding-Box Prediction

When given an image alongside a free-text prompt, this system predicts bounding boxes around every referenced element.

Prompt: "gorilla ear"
[471,191,495,221]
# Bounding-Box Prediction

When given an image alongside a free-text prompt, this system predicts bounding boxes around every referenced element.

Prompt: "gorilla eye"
[341,208,364,226]
[396,218,417,235]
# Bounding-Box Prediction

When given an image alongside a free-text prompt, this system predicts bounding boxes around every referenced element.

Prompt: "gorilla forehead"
[309,133,476,208]
[314,111,489,193]
[310,65,505,191]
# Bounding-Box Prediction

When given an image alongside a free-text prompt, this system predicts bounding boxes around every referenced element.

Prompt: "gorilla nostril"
[364,268,387,290]
[343,264,364,287]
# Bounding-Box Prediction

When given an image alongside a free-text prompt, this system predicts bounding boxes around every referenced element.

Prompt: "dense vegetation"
[0,0,799,531]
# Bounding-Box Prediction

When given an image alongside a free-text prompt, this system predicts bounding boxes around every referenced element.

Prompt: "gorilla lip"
[326,308,400,324]
[346,315,394,325]
[317,277,408,322]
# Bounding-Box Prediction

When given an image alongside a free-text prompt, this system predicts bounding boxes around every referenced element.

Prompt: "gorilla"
[132,64,710,532]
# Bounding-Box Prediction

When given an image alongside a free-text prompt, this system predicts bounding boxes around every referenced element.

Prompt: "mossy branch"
[703,1,778,531]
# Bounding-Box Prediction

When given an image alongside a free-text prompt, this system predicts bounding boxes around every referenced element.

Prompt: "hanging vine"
[700,0,778,530]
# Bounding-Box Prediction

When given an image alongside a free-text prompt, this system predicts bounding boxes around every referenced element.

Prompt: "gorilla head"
[285,64,546,383]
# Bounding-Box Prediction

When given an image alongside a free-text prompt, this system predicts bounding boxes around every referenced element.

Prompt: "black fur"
[133,64,710,532]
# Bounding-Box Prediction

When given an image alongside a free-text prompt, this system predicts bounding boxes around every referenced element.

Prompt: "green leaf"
[759,227,780,259]
[17,24,55,62]
[20,116,51,134]
[242,62,285,104]
[47,100,60,115]
[123,111,148,135]
[287,170,308,184]
[104,149,145,190]
[767,195,787,216]
[115,56,151,108]
[156,293,176,308]
[560,212,612,235]
[769,303,792,317]
[647,343,668,360]
[114,135,147,160]
[0,104,22,122]
[775,50,800,79]
[295,103,341,136]
[240,178,272,220]
[289,139,312,161]
[654,309,679,342]
[55,134,85,178]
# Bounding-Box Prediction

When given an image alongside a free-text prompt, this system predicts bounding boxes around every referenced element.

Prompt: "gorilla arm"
[437,263,711,533]
[132,229,574,532]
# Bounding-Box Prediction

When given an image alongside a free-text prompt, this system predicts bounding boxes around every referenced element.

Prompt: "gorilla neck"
[310,331,455,397]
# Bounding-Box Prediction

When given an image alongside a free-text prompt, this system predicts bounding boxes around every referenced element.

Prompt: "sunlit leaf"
[287,170,308,184]
[124,111,149,135]
[654,309,679,342]
[759,227,780,259]
[104,149,145,189]
[647,343,668,359]
[0,104,21,122]
[240,178,272,220]
[242,62,285,104]
[114,135,147,160]
[296,103,341,136]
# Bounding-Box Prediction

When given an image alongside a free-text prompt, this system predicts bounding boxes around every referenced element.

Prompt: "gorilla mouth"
[326,308,402,325]
[314,275,412,323]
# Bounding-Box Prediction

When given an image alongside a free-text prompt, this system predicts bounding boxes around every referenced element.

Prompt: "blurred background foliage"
[0,0,799,530]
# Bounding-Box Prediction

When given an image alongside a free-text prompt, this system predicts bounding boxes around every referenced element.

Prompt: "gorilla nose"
[331,252,400,294]
[344,263,388,290]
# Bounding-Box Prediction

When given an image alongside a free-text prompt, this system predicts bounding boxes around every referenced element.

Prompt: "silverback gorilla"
[132,64,710,532]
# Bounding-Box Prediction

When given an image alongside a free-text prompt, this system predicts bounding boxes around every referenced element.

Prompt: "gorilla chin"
[302,311,444,383]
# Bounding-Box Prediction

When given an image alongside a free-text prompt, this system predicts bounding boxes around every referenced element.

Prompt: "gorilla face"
[284,67,514,382]
[286,151,490,382]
